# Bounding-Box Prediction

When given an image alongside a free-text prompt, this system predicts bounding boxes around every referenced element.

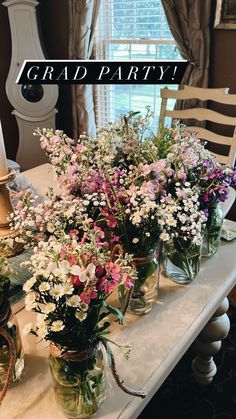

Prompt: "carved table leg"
[192,297,230,385]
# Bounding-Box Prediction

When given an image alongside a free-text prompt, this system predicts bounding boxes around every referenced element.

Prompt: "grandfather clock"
[3,0,58,170]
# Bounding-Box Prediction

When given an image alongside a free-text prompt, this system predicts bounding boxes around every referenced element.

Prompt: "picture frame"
[214,0,236,29]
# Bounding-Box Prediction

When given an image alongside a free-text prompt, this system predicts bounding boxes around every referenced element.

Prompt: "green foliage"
[151,127,176,159]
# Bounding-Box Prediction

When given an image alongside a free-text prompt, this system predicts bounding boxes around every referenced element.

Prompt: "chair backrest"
[158,85,236,167]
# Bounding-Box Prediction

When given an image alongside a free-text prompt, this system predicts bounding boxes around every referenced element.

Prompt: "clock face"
[21,84,44,103]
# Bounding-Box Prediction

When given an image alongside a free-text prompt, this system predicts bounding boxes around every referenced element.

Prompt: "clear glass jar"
[119,251,158,315]
[49,343,106,418]
[202,204,223,257]
[163,238,202,284]
[0,303,24,390]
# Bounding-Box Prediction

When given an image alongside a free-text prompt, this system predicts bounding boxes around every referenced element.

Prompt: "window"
[95,0,181,130]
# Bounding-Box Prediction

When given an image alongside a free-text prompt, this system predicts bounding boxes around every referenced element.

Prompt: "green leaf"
[103,302,124,325]
[98,311,110,322]
[97,321,111,333]
[97,330,111,336]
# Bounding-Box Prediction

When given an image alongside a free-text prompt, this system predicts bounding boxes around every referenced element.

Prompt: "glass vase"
[0,302,24,391]
[202,204,223,257]
[119,251,158,315]
[163,238,202,284]
[49,343,106,418]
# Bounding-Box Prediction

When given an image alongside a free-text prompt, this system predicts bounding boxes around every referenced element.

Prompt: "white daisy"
[79,302,89,312]
[67,295,81,307]
[39,282,51,292]
[25,292,37,305]
[75,310,87,321]
[23,277,36,293]
[43,302,56,314]
[37,324,48,339]
[160,232,170,242]
[62,283,74,295]
[50,285,64,300]
[166,218,177,227]
[51,320,65,332]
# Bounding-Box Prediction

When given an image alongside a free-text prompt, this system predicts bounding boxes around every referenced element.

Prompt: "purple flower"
[203,159,211,168]
[203,208,209,218]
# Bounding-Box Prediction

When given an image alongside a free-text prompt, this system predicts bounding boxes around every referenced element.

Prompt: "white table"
[2,164,236,419]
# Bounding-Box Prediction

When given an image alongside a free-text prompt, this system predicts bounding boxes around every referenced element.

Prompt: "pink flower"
[127,184,138,197]
[102,209,117,228]
[94,226,105,239]
[95,265,106,278]
[110,232,120,244]
[122,273,133,289]
[140,181,159,200]
[96,276,107,292]
[71,275,81,287]
[105,262,120,281]
[80,289,97,304]
[96,276,118,294]
[16,201,24,210]
[177,167,187,182]
[81,180,99,195]
[80,170,101,195]
[75,143,87,154]
[139,163,152,177]
[68,255,77,266]
[101,179,110,194]
[69,229,79,239]
[78,233,87,245]
[152,159,166,172]
[104,279,117,294]
[182,150,199,167]
[51,135,61,144]
[60,248,67,259]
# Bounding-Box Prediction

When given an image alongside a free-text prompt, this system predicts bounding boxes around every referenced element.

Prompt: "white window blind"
[94,0,181,130]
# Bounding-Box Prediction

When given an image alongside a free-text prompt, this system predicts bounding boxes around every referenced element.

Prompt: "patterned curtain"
[161,0,212,111]
[69,0,101,138]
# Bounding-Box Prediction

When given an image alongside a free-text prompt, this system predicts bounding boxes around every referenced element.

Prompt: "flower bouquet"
[199,166,236,256]
[31,110,171,314]
[122,122,236,283]
[157,124,236,258]
[22,217,146,418]
[0,253,24,404]
[159,183,206,283]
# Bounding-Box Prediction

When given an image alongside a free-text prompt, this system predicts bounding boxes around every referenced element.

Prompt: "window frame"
[94,0,179,129]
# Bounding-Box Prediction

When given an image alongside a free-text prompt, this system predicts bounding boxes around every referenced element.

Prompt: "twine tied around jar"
[0,303,16,404]
[111,244,161,316]
[132,254,153,265]
[50,342,99,362]
[101,341,146,398]
[50,341,146,399]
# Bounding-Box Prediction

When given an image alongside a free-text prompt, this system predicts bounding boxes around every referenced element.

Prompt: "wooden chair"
[158,85,236,167]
